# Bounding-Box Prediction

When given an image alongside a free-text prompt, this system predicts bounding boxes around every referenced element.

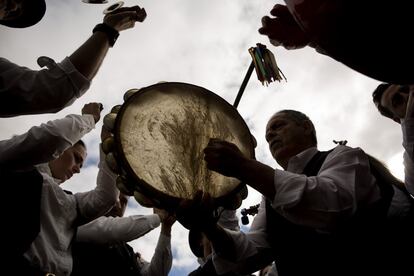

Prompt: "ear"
[302,120,313,135]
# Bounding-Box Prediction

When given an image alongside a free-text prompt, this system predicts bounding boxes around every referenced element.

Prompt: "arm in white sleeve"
[76,214,161,244]
[0,57,90,117]
[139,233,173,276]
[74,146,119,222]
[212,198,273,275]
[402,119,414,196]
[0,114,95,169]
[272,146,380,230]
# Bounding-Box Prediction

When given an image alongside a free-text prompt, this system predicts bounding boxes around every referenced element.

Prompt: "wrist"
[93,23,119,47]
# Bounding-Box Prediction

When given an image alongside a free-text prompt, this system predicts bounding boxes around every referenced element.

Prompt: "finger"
[270,4,290,17]
[109,5,141,14]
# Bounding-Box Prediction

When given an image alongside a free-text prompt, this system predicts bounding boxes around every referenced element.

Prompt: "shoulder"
[325,145,369,164]
[330,145,366,156]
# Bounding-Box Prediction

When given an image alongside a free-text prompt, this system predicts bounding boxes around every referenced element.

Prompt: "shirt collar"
[286,147,318,173]
[36,163,63,184]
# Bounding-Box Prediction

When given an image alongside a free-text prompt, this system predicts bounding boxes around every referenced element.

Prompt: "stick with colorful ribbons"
[233,43,286,108]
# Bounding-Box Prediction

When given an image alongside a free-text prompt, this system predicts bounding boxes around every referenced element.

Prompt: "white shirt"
[0,56,90,117]
[77,215,172,276]
[21,115,119,276]
[213,145,382,274]
[76,214,161,244]
[0,114,94,169]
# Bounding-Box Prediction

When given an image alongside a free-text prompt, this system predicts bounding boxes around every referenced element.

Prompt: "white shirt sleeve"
[402,118,414,196]
[139,233,173,276]
[213,198,273,275]
[272,146,380,230]
[0,57,90,117]
[75,147,119,222]
[0,114,95,169]
[76,214,161,244]
[213,146,382,274]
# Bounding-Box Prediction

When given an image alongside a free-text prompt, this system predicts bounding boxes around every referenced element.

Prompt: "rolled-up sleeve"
[402,119,414,196]
[213,199,273,275]
[75,147,119,222]
[0,56,90,117]
[0,114,95,169]
[272,146,380,229]
[76,214,161,244]
[140,233,173,276]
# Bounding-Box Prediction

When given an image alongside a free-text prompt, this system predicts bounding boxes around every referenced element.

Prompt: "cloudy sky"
[0,0,404,275]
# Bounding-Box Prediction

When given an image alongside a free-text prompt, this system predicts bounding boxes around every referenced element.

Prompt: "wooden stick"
[233,61,255,108]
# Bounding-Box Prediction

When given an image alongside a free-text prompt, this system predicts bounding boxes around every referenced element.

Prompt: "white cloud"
[1,0,404,274]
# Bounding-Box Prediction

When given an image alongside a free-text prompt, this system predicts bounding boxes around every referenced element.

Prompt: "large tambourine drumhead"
[114,82,254,208]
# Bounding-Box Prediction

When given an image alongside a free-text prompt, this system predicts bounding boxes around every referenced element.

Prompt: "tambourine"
[103,1,124,14]
[102,82,254,211]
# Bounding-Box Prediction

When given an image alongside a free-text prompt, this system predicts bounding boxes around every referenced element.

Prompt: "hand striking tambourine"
[102,82,254,213]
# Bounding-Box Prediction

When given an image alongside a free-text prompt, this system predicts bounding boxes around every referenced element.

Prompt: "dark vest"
[265,150,394,276]
[1,167,44,275]
[71,240,142,276]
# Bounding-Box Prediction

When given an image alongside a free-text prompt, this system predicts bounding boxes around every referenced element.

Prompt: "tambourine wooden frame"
[114,82,255,209]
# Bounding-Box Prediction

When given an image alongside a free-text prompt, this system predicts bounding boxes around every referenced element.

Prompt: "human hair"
[366,153,405,191]
[74,140,86,151]
[275,109,317,146]
[372,83,394,120]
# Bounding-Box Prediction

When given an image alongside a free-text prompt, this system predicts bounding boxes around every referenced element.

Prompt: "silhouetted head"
[0,0,46,28]
[265,110,317,169]
[373,83,411,124]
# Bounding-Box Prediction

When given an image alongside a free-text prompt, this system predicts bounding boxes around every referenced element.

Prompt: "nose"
[73,165,81,174]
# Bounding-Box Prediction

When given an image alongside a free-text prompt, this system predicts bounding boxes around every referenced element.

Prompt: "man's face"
[49,144,86,183]
[0,0,23,21]
[380,85,410,123]
[265,113,311,164]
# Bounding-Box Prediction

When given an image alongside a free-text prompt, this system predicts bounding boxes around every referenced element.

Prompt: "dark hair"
[366,153,405,193]
[274,109,317,146]
[372,83,394,120]
[74,140,86,151]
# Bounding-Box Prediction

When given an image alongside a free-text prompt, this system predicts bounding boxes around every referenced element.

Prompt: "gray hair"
[274,109,317,146]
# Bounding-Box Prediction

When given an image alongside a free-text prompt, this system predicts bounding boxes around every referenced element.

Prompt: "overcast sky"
[0,0,404,275]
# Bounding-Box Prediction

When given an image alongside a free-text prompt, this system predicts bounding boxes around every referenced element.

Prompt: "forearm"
[238,159,276,199]
[203,223,238,262]
[76,214,161,244]
[69,32,110,81]
[141,234,173,276]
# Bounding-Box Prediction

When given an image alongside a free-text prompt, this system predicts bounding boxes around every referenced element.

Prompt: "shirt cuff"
[272,169,306,209]
[58,57,90,98]
[147,214,161,228]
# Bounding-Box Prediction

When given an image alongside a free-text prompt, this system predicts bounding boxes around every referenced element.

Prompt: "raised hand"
[203,138,247,178]
[104,6,146,32]
[82,102,103,123]
[258,4,310,50]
